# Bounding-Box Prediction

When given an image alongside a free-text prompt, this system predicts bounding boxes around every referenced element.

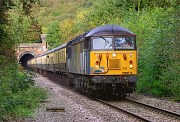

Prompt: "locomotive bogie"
[91,75,136,92]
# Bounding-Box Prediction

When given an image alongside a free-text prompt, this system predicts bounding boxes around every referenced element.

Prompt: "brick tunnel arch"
[19,51,35,68]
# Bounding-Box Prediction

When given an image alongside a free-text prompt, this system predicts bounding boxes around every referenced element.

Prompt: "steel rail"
[126,98,180,119]
[97,99,151,122]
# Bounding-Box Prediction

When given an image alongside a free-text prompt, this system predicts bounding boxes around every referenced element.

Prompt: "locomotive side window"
[114,36,135,49]
[92,37,112,50]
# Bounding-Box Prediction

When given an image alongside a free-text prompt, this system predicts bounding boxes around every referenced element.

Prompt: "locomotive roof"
[85,24,135,37]
[67,24,135,46]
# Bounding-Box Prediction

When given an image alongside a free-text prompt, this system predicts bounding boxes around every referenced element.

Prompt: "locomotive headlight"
[112,53,116,58]
[130,60,133,69]
[95,60,100,67]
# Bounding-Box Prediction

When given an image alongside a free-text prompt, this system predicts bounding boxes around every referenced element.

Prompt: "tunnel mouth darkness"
[19,54,34,68]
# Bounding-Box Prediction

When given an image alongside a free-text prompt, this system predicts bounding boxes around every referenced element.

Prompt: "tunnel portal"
[19,54,34,68]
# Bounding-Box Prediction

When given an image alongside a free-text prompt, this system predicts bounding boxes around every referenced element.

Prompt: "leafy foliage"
[46,21,61,49]
[8,0,41,44]
[0,64,47,121]
[120,6,180,99]
[31,0,180,100]
[0,0,47,121]
[0,0,15,57]
[1,4,179,122]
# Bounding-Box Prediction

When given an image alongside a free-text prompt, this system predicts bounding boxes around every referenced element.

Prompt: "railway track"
[97,99,151,122]
[97,98,180,122]
[126,99,180,118]
[44,73,180,121]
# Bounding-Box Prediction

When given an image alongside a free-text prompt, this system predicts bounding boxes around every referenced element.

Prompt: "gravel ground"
[27,74,139,122]
[26,74,180,122]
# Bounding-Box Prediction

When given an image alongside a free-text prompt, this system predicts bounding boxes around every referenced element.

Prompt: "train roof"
[67,24,135,46]
[35,43,67,58]
[31,24,134,59]
[67,32,88,46]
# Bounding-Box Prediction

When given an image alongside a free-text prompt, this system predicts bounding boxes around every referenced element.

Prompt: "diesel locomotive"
[28,24,137,97]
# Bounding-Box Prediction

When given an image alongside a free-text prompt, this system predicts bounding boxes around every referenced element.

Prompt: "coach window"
[92,37,112,50]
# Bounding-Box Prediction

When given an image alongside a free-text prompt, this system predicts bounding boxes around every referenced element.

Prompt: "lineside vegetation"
[0,0,179,120]
[0,0,47,121]
[31,0,180,100]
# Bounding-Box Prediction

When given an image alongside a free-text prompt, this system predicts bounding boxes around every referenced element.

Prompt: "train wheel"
[121,94,127,99]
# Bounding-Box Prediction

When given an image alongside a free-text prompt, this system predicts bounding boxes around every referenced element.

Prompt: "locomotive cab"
[90,35,137,75]
[82,25,138,96]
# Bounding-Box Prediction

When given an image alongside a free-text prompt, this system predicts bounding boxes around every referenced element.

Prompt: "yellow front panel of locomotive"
[90,51,137,75]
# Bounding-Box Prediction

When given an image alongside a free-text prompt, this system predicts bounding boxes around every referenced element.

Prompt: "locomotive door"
[83,38,90,74]
[83,49,87,74]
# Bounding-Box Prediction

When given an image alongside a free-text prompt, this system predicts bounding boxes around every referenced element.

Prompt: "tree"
[8,0,41,43]
[0,0,15,61]
[46,21,61,49]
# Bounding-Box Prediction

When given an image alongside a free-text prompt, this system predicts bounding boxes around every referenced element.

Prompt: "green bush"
[160,61,180,100]
[149,81,171,97]
[0,65,34,91]
[0,64,47,121]
[0,86,47,121]
[120,7,180,99]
